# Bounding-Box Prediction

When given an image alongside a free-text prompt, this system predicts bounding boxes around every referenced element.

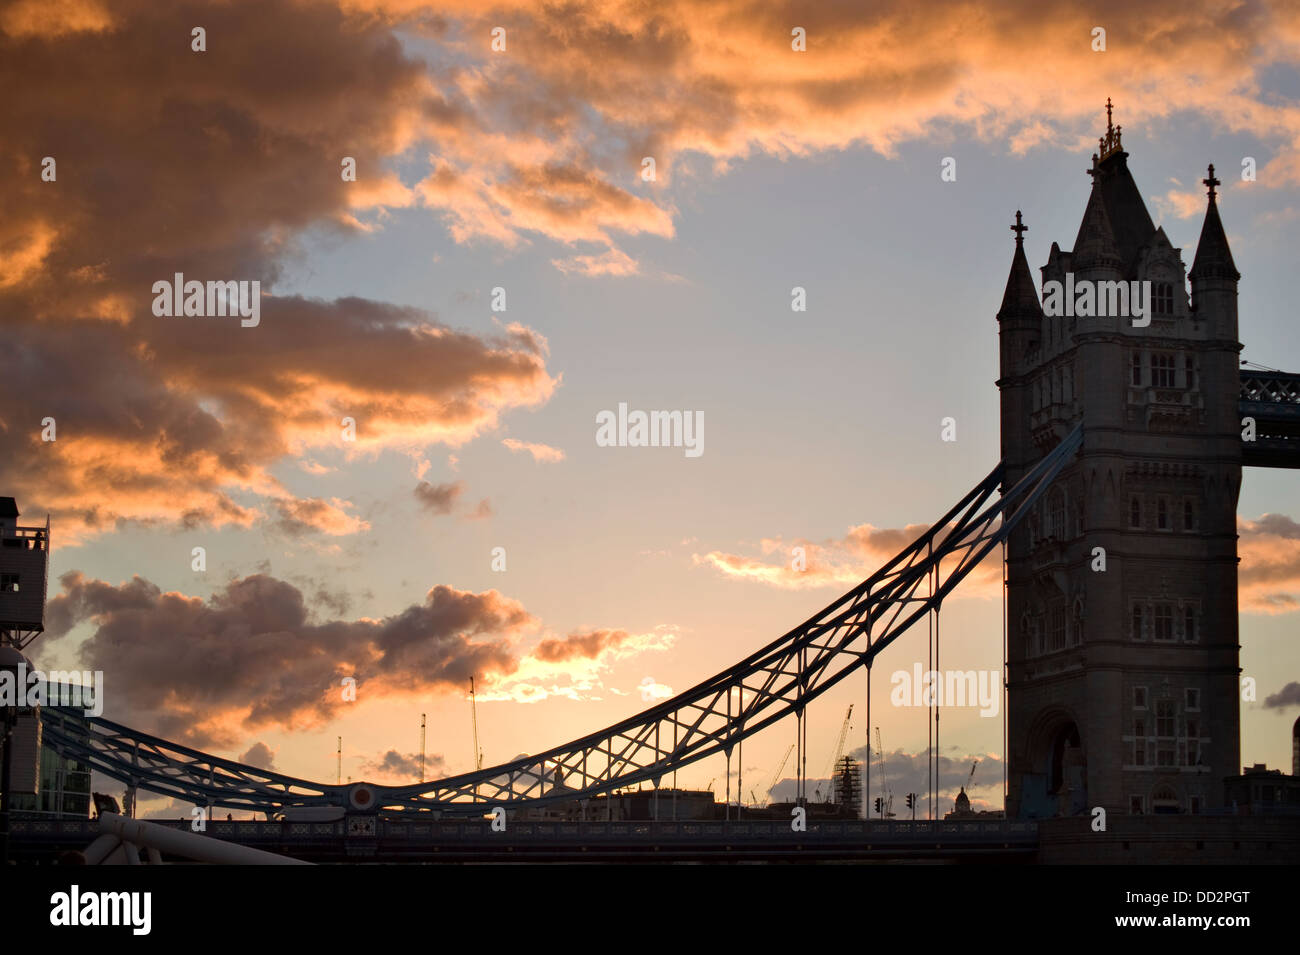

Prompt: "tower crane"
[875,726,895,818]
[815,705,854,802]
[755,743,795,807]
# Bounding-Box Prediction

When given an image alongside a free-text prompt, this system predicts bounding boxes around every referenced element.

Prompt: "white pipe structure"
[97,813,312,865]
[82,833,120,865]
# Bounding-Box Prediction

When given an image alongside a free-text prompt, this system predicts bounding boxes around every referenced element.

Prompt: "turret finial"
[1203,163,1221,202]
[1011,210,1028,246]
[1098,98,1123,159]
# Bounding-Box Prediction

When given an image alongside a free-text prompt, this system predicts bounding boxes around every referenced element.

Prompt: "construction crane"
[814,705,854,802]
[469,677,483,772]
[875,726,895,818]
[754,743,795,807]
[967,759,978,792]
[469,677,483,797]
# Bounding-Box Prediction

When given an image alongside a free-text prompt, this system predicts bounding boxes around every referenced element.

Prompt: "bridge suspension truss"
[42,427,1083,818]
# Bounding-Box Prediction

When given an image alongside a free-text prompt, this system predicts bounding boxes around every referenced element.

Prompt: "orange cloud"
[695,522,1002,598]
[502,437,566,462]
[1239,514,1300,613]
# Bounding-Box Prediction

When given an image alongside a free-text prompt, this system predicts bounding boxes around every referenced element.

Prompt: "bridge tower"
[998,105,1242,818]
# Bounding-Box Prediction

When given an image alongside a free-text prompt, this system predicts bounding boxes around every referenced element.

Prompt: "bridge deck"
[12,816,1039,863]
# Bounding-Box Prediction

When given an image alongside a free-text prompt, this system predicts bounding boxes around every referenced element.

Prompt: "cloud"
[1263,681,1300,710]
[532,628,634,663]
[502,438,566,463]
[239,742,277,770]
[413,481,491,520]
[39,570,533,747]
[0,0,558,544]
[476,625,679,703]
[1239,514,1300,613]
[1151,187,1206,220]
[551,247,641,277]
[770,747,1003,812]
[273,497,369,537]
[694,522,1001,597]
[359,749,446,781]
[413,480,465,515]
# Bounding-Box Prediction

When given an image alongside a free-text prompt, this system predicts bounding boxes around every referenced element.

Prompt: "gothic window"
[1131,604,1145,640]
[1048,489,1066,539]
[1156,497,1169,530]
[1156,700,1176,738]
[1154,603,1174,641]
[1130,496,1142,528]
[1183,606,1197,642]
[1131,352,1142,386]
[1152,352,1176,387]
[1183,499,1196,531]
[1051,607,1066,651]
[1185,688,1200,710]
[1184,720,1200,766]
[1184,355,1196,389]
[1154,282,1174,315]
[1134,720,1146,766]
[1133,686,1147,708]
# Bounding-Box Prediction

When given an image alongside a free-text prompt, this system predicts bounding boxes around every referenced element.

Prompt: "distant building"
[832,756,863,818]
[0,499,89,819]
[944,786,1004,821]
[1223,764,1300,814]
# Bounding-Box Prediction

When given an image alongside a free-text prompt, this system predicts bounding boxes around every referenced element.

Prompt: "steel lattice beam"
[42,426,1082,816]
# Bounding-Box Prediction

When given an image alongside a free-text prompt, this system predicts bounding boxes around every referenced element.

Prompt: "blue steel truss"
[41,426,1083,816]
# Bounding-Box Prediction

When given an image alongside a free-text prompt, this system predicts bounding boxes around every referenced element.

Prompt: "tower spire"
[1203,163,1221,202]
[1011,210,1028,247]
[998,211,1042,321]
[1098,97,1123,160]
[1190,162,1238,283]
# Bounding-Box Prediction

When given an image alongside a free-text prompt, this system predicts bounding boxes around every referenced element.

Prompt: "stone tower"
[999,104,1242,818]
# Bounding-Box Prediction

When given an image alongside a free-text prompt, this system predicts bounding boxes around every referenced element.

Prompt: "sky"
[3,0,1300,819]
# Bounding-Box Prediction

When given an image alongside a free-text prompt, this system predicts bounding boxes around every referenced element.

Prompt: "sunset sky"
[4,0,1300,818]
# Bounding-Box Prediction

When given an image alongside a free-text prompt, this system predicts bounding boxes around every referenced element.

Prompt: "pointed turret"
[1189,163,1240,351]
[1189,164,1240,283]
[997,211,1040,481]
[1076,99,1156,273]
[1072,168,1124,273]
[998,210,1043,321]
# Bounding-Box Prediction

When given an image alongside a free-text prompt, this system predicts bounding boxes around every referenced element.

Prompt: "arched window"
[1049,489,1066,539]
[1151,785,1180,814]
[1154,282,1174,315]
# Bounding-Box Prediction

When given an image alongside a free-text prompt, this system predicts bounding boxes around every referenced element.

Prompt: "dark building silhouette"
[999,104,1242,817]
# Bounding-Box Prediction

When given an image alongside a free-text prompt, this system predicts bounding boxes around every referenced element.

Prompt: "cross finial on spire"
[1099,97,1123,159]
[1203,163,1220,201]
[1011,210,1028,246]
